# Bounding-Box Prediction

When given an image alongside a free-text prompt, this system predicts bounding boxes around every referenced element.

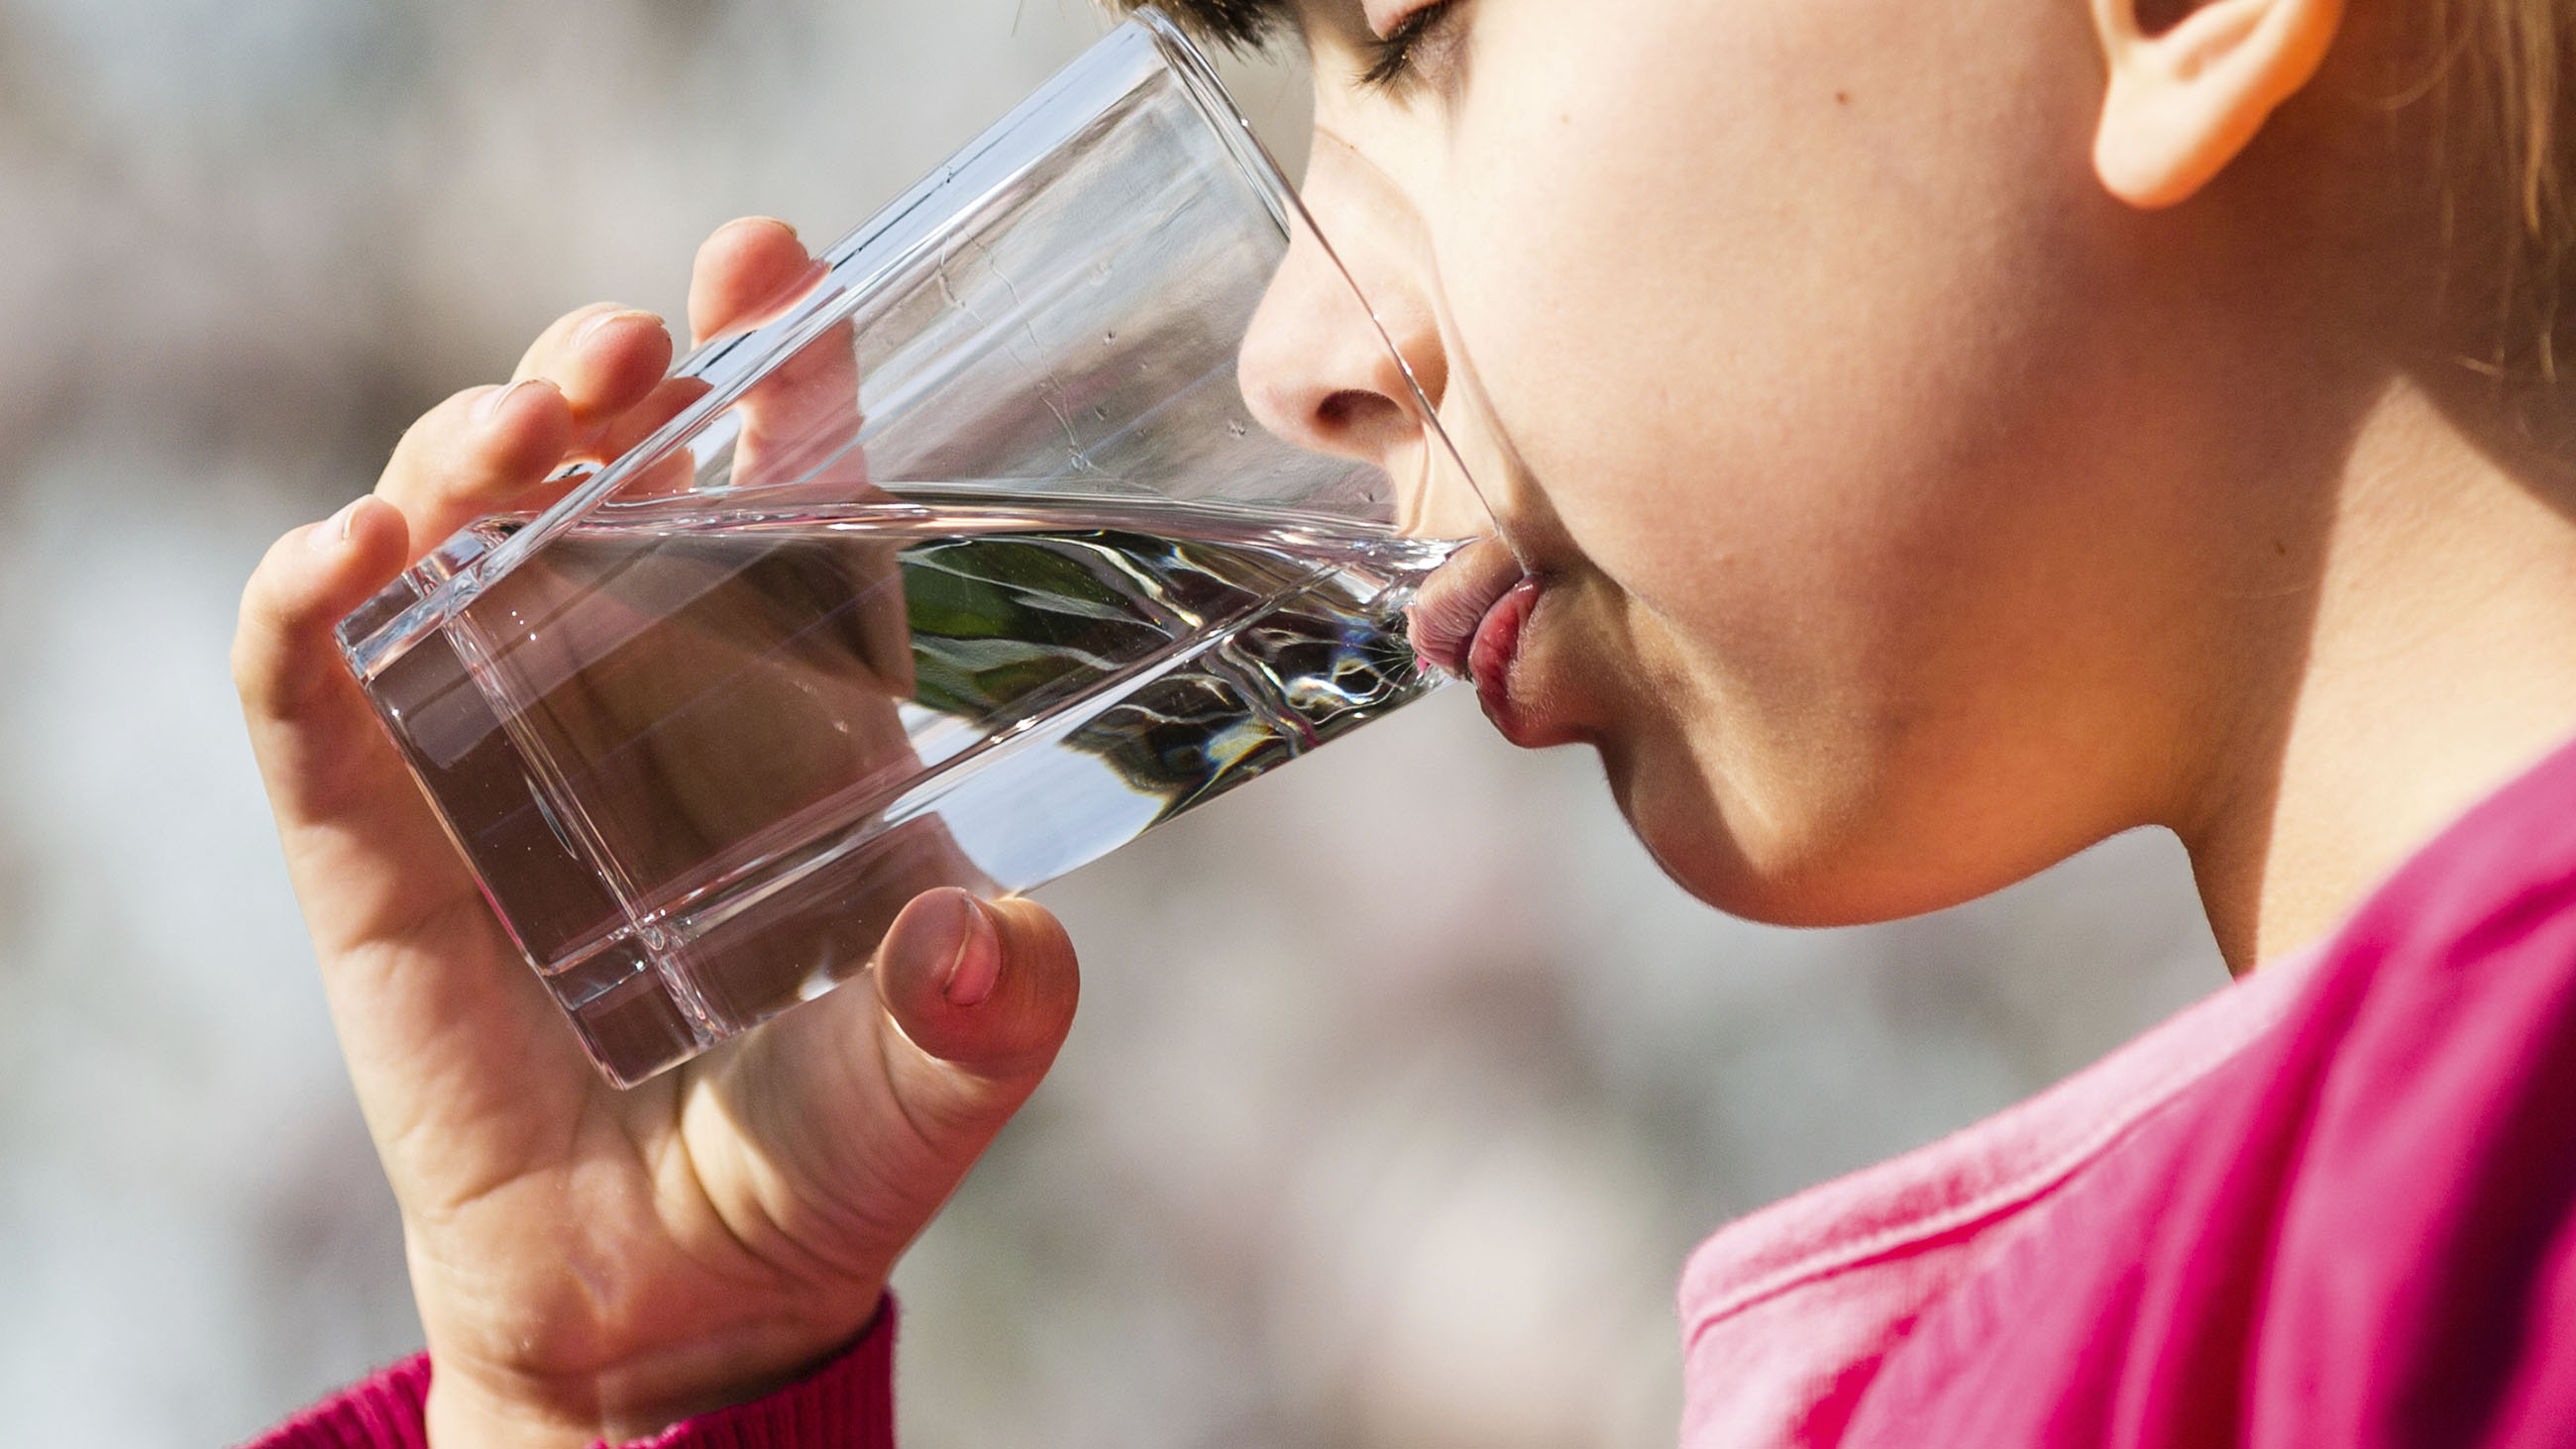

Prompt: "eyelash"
[1361,0,1463,91]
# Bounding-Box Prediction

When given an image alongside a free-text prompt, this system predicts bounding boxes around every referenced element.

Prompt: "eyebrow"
[1109,0,1294,52]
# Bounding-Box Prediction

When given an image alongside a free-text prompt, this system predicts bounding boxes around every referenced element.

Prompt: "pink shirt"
[1677,938,2319,1445]
[259,733,2576,1448]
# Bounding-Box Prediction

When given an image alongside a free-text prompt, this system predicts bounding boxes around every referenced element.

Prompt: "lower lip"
[1466,576,1541,728]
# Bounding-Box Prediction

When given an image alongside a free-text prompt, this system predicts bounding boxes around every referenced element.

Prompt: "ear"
[2089,0,2345,208]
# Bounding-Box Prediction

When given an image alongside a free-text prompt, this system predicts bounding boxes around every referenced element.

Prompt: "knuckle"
[385,392,474,472]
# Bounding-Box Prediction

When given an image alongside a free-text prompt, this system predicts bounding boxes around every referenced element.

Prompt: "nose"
[1236,170,1449,474]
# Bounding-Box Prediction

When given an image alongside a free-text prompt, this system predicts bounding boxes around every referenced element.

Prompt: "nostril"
[1317,388,1409,446]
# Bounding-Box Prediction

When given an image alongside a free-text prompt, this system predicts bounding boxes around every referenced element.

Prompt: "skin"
[232,0,2576,1441]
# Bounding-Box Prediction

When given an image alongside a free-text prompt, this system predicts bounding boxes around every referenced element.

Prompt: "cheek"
[1431,0,2107,639]
[1407,0,2153,915]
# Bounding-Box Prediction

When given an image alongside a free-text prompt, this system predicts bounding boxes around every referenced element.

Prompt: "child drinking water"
[237,0,2576,1443]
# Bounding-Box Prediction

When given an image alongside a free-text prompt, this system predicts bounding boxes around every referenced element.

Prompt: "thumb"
[876,889,1079,1087]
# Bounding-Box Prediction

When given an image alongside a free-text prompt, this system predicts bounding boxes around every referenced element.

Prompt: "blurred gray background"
[0,1,2228,1444]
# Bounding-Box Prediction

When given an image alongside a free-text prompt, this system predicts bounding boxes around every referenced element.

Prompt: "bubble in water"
[1227,420,1249,439]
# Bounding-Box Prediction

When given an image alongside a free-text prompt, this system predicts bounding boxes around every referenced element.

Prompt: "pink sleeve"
[246,1304,898,1449]
[247,1355,431,1449]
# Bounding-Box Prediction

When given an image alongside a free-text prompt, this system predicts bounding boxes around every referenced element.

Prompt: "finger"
[587,375,715,466]
[689,217,820,346]
[581,216,812,499]
[684,219,867,495]
[372,305,678,566]
[374,379,578,564]
[511,304,677,432]
[876,891,1079,1086]
[735,320,867,493]
[498,372,722,518]
[234,496,411,746]
[706,883,1070,1232]
[233,497,483,948]
[239,497,600,1168]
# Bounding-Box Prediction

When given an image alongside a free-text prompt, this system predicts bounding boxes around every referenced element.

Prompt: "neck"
[2187,376,2576,970]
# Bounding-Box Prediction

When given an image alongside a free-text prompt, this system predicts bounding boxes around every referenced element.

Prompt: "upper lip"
[1407,535,1527,677]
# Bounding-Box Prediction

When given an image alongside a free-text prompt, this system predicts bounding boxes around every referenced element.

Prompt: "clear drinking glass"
[336,8,1487,1086]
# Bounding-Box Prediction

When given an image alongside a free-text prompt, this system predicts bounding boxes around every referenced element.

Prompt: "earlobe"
[2090,0,2344,208]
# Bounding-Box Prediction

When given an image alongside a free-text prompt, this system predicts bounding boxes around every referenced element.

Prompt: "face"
[1243,0,2273,926]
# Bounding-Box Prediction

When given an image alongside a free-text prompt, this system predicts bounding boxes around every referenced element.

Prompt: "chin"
[1600,740,1986,931]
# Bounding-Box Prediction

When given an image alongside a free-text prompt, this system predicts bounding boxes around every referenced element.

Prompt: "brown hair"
[1115,0,1290,51]
[2470,0,2567,242]
[2429,0,2576,382]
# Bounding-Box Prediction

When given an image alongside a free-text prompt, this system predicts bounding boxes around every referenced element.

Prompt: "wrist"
[423,1373,599,1449]
[419,1295,890,1449]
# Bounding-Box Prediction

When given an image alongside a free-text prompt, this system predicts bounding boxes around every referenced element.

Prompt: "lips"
[1407,536,1535,721]
[1465,575,1539,717]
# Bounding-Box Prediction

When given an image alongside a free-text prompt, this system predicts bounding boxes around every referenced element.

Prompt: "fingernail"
[307,496,366,552]
[940,895,1003,1008]
[571,307,652,352]
[471,379,535,426]
[725,215,799,243]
